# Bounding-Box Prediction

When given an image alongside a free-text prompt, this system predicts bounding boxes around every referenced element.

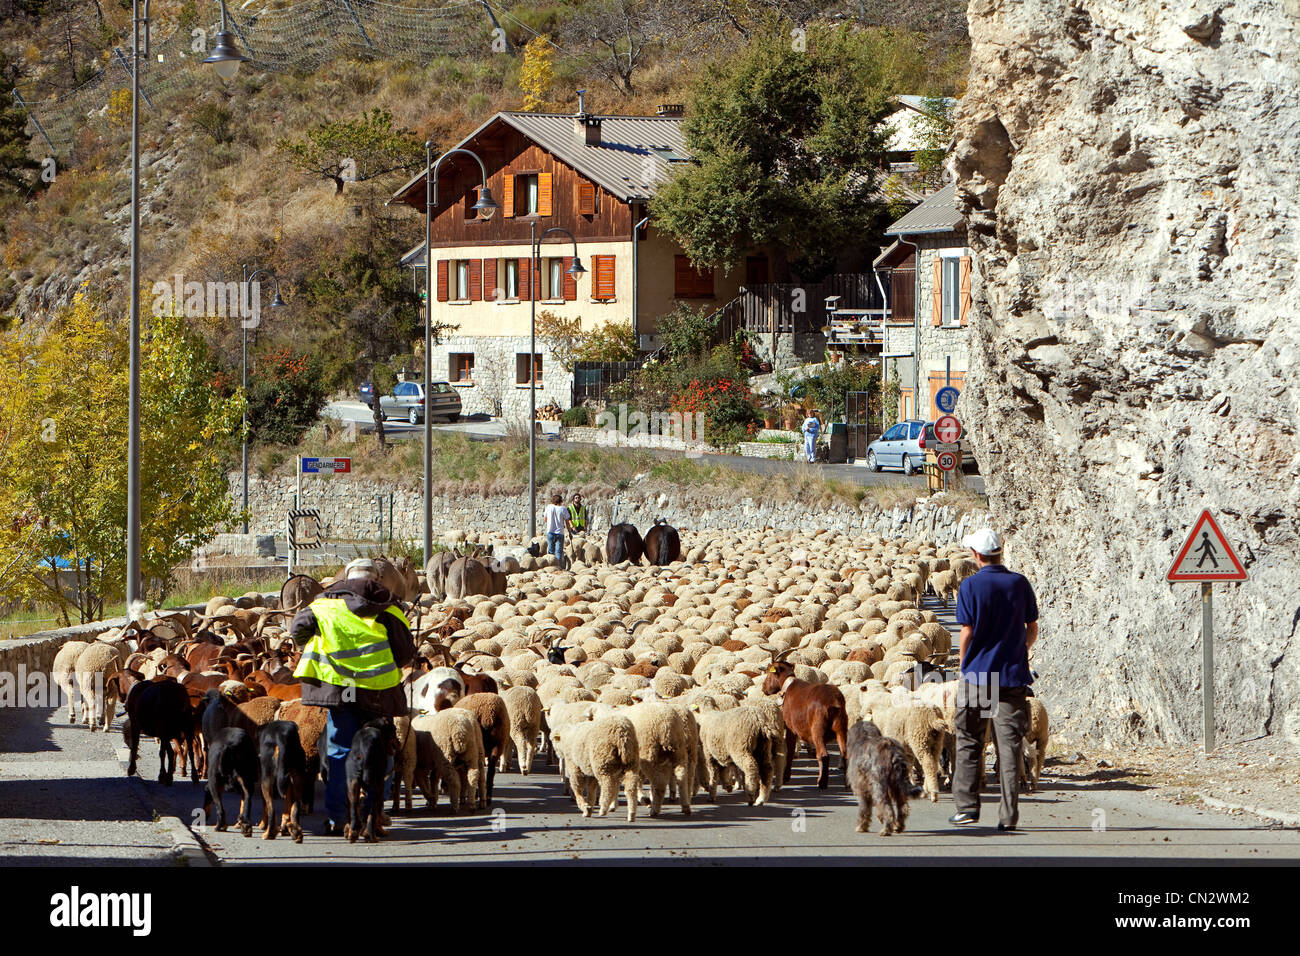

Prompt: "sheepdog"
[345,717,399,844]
[845,720,913,836]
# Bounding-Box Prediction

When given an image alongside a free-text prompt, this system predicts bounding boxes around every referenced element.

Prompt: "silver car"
[379,381,462,425]
[866,419,976,474]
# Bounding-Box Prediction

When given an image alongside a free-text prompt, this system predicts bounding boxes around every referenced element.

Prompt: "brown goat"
[276,700,328,814]
[762,652,849,789]
[455,693,511,805]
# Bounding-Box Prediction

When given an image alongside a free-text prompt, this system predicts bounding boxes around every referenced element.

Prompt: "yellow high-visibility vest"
[293,597,408,690]
[568,503,587,530]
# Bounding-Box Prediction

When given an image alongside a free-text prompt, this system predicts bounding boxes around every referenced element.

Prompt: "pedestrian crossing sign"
[1167,510,1247,582]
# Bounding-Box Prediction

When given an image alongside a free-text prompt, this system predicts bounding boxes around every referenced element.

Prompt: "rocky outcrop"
[955,0,1300,744]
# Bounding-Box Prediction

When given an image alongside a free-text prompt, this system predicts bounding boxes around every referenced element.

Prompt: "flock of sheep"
[47,526,1051,840]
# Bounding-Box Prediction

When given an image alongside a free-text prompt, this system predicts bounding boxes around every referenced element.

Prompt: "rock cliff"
[955,0,1300,744]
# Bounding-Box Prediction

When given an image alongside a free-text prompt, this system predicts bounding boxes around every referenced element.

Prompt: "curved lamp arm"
[245,268,287,307]
[535,227,586,278]
[429,146,498,218]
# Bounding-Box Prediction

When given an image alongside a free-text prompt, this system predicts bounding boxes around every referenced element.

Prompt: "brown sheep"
[455,693,511,805]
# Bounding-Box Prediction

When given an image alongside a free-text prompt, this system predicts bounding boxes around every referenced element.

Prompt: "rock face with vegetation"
[956,0,1300,745]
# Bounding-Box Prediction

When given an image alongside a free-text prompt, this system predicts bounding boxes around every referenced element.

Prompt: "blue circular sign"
[935,386,960,414]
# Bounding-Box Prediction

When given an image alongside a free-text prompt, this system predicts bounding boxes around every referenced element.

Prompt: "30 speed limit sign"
[936,450,958,472]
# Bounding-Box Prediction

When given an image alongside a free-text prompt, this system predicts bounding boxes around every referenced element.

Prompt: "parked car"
[865,419,976,475]
[359,381,376,408]
[378,381,461,425]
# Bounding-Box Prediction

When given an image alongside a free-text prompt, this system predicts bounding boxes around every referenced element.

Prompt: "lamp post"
[423,145,498,566]
[528,224,586,543]
[239,266,287,534]
[124,0,247,608]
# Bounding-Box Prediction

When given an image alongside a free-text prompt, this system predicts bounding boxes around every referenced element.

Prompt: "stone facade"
[435,334,573,420]
[912,232,972,421]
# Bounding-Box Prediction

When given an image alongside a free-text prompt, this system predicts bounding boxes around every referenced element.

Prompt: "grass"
[0,569,289,639]
[251,429,991,514]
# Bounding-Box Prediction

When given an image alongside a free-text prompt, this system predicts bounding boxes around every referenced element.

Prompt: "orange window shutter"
[578,182,596,216]
[519,257,531,300]
[596,255,616,299]
[502,173,515,218]
[469,258,482,301]
[563,256,577,301]
[538,171,553,217]
[482,259,497,301]
[436,259,449,302]
[931,258,942,326]
[696,265,714,298]
[959,256,972,325]
[673,255,693,297]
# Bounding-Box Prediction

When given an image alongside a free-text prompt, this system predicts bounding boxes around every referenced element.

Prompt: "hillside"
[0,0,968,395]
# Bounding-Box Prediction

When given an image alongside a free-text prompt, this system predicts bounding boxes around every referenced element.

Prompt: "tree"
[651,25,902,279]
[519,35,556,112]
[276,108,423,195]
[570,0,670,95]
[2,291,244,620]
[535,309,584,374]
[913,94,955,191]
[0,51,38,193]
[246,346,328,447]
[578,321,637,362]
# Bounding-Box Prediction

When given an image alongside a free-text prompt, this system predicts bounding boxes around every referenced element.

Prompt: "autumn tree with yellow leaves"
[0,291,244,622]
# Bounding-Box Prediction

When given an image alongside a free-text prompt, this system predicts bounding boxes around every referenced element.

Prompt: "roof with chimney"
[883,183,961,236]
[390,109,692,209]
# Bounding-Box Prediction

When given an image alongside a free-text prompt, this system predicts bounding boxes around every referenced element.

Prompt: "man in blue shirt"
[948,528,1039,831]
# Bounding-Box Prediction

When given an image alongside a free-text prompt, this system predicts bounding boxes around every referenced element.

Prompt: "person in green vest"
[568,493,588,534]
[290,557,415,837]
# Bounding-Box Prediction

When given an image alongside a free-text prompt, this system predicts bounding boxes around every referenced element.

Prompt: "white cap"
[961,528,1003,556]
[344,558,378,580]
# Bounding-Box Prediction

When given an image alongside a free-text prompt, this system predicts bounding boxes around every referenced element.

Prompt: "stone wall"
[434,334,573,419]
[956,0,1300,745]
[230,472,991,550]
[913,232,972,421]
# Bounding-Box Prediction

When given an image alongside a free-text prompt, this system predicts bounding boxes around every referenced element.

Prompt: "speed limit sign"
[936,450,958,472]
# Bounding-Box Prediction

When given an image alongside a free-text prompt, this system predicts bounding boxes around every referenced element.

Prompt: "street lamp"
[203,2,249,80]
[240,266,287,535]
[126,0,249,608]
[423,144,498,566]
[528,224,585,544]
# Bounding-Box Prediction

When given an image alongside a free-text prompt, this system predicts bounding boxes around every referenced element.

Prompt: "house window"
[592,255,616,301]
[463,187,480,220]
[578,181,598,216]
[548,258,563,300]
[450,353,474,383]
[455,260,470,301]
[504,259,519,300]
[941,256,961,326]
[517,174,539,216]
[673,255,714,298]
[515,353,542,385]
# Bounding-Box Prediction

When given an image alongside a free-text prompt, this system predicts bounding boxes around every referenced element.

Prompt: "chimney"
[574,89,601,146]
[656,104,684,118]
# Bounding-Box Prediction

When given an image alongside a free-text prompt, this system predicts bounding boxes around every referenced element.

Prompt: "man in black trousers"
[948,528,1039,832]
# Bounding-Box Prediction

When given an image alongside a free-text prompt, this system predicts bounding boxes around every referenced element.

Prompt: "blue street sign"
[935,386,960,414]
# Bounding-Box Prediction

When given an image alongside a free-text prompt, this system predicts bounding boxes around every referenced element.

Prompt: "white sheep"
[626,701,695,816]
[413,708,484,813]
[51,640,90,724]
[499,685,543,775]
[74,641,125,732]
[551,713,640,821]
[692,699,773,805]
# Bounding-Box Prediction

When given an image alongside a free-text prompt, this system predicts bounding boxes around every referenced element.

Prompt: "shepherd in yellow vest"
[291,557,414,837]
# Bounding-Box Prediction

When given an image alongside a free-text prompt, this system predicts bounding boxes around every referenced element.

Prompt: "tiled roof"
[390,111,691,207]
[884,183,962,236]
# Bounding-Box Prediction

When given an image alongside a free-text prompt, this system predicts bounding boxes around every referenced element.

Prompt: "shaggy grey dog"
[846,720,913,836]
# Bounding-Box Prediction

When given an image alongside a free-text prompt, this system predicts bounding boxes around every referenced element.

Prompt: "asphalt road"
[4,598,1295,865]
[326,400,985,493]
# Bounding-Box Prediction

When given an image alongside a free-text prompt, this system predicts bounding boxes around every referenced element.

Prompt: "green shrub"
[561,406,593,427]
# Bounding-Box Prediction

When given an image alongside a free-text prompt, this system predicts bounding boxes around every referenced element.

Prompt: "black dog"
[845,720,913,836]
[258,721,307,843]
[202,727,259,837]
[345,717,399,843]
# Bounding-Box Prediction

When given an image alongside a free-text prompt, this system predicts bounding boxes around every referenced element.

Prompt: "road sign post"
[1167,509,1247,754]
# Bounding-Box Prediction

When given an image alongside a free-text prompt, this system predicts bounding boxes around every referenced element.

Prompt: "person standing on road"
[544,492,570,567]
[801,409,822,463]
[948,528,1038,832]
[290,558,414,837]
